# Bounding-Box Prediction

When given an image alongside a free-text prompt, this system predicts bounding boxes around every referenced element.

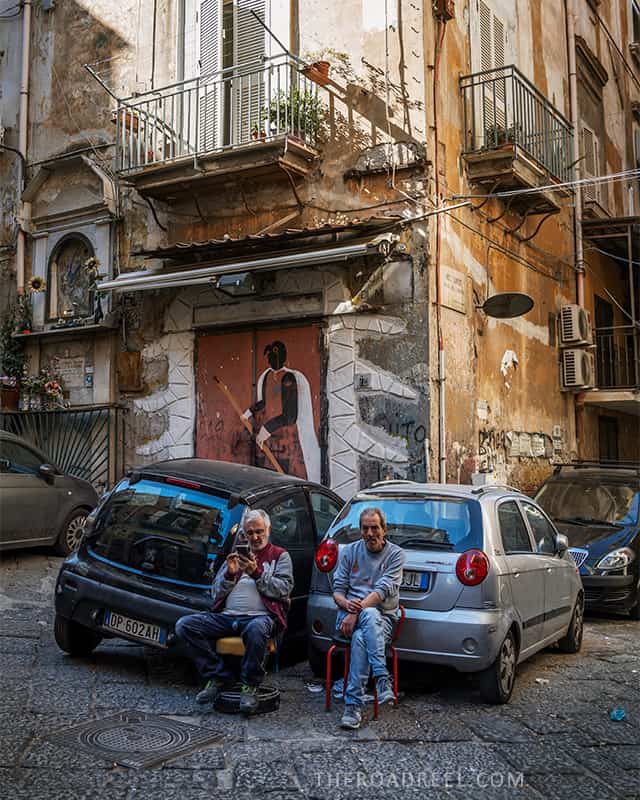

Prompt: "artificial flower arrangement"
[19,356,69,410]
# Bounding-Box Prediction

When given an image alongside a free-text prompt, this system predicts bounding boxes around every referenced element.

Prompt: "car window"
[265,491,315,549]
[308,490,343,540]
[0,440,43,475]
[498,501,533,553]
[536,479,640,525]
[522,503,557,555]
[329,496,483,552]
[89,478,241,587]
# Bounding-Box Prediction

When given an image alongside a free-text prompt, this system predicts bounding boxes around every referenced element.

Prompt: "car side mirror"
[555,533,569,556]
[38,463,57,483]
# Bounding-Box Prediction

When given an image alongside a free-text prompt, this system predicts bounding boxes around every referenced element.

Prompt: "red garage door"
[196,325,322,482]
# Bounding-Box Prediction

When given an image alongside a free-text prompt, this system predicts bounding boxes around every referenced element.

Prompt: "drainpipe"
[16,0,32,294]
[566,0,585,306]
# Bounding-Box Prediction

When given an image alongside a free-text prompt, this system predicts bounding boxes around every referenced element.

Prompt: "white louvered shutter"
[233,0,268,145]
[199,0,222,151]
[581,124,600,202]
[479,1,506,141]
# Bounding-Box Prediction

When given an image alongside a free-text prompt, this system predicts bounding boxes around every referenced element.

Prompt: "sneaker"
[196,679,223,705]
[340,705,362,730]
[239,684,259,715]
[375,675,395,705]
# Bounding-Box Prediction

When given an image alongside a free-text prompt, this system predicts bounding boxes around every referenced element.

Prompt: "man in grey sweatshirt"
[331,506,406,729]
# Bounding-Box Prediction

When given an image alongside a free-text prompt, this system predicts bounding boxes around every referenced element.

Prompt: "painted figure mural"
[196,326,322,482]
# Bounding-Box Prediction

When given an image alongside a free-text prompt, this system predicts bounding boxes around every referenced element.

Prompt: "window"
[308,491,343,540]
[479,0,507,135]
[266,491,314,549]
[498,501,533,553]
[47,235,94,322]
[522,503,557,555]
[0,440,44,475]
[580,123,601,203]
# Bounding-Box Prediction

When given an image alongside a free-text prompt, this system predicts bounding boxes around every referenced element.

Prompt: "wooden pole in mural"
[212,375,285,475]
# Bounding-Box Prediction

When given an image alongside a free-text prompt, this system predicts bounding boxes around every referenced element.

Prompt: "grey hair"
[359,506,387,529]
[242,508,271,532]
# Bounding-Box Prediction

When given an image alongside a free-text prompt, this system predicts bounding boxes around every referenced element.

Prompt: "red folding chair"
[325,605,406,719]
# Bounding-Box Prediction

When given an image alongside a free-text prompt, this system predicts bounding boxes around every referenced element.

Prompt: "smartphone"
[236,543,250,558]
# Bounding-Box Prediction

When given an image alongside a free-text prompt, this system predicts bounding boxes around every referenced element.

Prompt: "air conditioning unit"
[561,349,596,390]
[560,304,593,346]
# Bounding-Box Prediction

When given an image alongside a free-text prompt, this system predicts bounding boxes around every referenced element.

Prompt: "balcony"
[595,326,640,390]
[460,66,573,213]
[114,55,321,199]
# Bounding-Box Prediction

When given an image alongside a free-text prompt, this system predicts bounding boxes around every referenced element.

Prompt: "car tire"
[55,508,89,557]
[54,614,102,657]
[478,629,518,704]
[557,594,584,653]
[629,588,640,621]
[308,643,328,678]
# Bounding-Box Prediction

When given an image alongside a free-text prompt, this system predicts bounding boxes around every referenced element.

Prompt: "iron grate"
[44,711,224,769]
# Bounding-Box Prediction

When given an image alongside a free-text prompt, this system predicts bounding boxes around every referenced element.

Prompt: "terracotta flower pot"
[302,60,331,86]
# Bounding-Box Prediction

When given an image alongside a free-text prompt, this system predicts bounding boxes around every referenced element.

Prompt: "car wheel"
[54,613,102,656]
[478,629,517,704]
[55,508,88,556]
[629,588,640,621]
[558,594,584,653]
[308,643,328,678]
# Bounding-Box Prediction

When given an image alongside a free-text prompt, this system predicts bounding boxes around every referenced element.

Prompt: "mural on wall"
[196,326,322,481]
[48,236,94,320]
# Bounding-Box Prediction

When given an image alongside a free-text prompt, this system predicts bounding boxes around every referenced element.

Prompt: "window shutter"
[199,0,222,150]
[479,1,507,133]
[480,1,493,71]
[233,0,268,144]
[182,0,199,80]
[581,124,600,202]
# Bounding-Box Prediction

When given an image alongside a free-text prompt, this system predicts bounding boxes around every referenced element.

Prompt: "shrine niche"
[47,234,94,322]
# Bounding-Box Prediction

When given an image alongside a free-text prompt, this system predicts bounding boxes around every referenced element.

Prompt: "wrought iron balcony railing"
[595,325,640,389]
[460,65,574,185]
[114,55,320,174]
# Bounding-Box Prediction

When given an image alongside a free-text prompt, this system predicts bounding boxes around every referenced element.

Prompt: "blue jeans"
[175,611,274,686]
[336,607,395,708]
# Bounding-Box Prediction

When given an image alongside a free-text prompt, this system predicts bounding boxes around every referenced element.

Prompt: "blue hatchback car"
[535,462,640,619]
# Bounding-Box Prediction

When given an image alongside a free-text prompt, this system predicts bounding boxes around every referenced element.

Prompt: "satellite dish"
[479,292,534,319]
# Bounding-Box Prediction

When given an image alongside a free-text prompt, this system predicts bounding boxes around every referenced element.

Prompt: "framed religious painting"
[47,234,94,322]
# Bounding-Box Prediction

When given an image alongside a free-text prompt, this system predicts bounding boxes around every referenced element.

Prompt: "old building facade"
[0,0,638,496]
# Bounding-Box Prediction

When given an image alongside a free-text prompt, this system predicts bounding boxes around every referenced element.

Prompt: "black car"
[535,462,640,619]
[0,430,99,556]
[54,459,345,656]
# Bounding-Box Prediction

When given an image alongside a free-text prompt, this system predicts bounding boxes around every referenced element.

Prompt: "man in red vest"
[175,509,293,714]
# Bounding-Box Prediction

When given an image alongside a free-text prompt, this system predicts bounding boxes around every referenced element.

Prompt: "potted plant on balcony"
[0,304,25,411]
[265,88,325,144]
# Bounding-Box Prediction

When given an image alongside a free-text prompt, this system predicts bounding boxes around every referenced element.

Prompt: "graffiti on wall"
[196,326,322,482]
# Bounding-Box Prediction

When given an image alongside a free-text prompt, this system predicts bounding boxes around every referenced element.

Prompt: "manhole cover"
[45,711,223,769]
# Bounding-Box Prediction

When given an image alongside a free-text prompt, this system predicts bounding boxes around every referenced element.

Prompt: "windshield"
[328,496,483,552]
[88,478,243,587]
[536,480,640,525]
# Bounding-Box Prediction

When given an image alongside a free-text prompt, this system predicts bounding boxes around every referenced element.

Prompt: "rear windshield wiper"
[396,537,455,549]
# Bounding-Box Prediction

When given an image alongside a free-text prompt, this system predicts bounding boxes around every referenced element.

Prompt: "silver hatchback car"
[306,481,584,703]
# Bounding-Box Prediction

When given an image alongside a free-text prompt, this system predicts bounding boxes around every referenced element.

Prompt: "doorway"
[598,416,619,462]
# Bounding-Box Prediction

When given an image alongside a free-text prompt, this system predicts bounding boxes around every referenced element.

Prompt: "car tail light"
[455,549,489,586]
[166,477,202,490]
[315,539,338,572]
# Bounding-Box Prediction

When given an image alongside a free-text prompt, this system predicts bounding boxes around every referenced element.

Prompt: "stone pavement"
[1,550,639,800]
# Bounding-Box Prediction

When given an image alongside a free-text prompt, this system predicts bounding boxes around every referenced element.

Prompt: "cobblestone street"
[1,551,639,800]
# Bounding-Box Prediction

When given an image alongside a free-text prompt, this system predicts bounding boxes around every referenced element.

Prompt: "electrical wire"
[587,243,640,268]
[451,167,640,201]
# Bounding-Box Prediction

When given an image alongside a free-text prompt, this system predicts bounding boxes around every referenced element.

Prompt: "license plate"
[401,570,429,591]
[103,611,167,646]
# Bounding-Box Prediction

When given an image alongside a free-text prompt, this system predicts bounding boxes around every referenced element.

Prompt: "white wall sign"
[56,356,86,388]
[441,266,466,314]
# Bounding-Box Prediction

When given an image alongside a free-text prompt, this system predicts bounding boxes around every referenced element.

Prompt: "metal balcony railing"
[595,326,640,389]
[115,55,320,173]
[460,65,574,185]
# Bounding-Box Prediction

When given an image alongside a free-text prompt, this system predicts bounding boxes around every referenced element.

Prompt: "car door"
[497,499,546,654]
[263,489,316,634]
[0,440,60,547]
[521,501,573,639]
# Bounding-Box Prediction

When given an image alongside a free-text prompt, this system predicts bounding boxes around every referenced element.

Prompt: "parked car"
[0,430,99,556]
[307,481,584,704]
[54,458,344,657]
[535,462,640,619]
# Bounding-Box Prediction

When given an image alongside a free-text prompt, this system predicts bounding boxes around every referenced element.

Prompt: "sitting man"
[175,508,293,714]
[332,506,405,730]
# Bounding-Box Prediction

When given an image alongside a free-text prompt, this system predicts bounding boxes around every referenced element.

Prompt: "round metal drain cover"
[45,712,224,769]
[214,683,280,715]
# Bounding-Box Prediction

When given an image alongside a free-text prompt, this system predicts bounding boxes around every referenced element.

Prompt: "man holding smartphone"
[175,509,294,714]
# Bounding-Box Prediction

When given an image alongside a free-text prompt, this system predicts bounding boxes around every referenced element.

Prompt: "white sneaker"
[376,676,395,705]
[340,705,362,729]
